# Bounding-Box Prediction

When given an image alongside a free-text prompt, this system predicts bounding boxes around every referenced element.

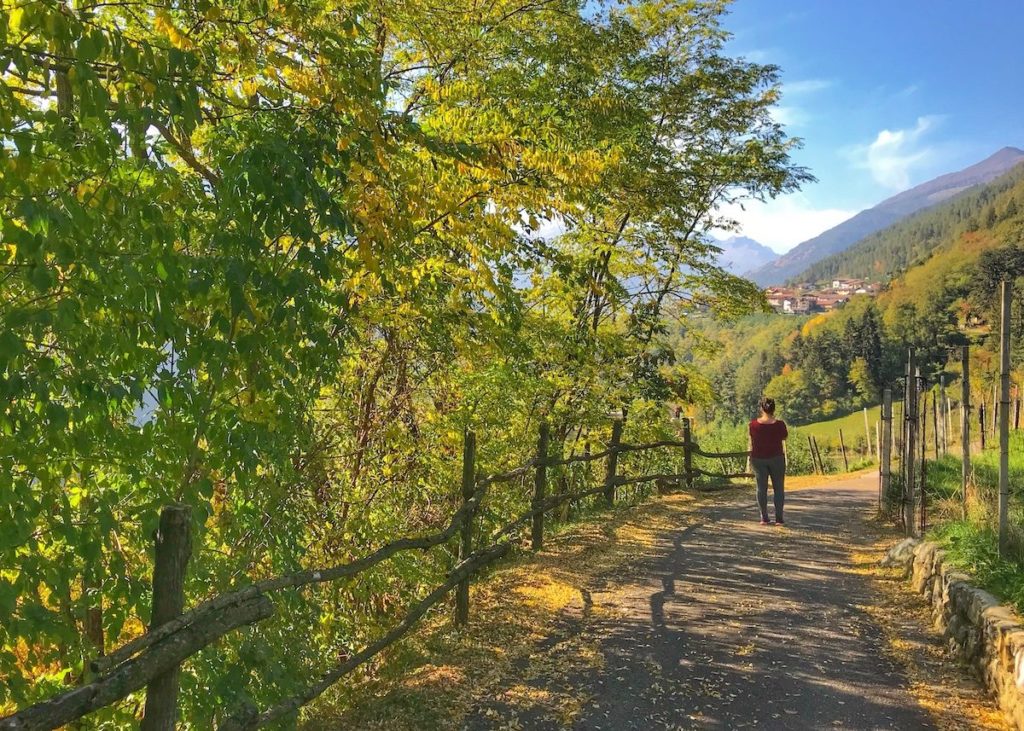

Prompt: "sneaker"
[775,520,785,526]
[760,519,771,525]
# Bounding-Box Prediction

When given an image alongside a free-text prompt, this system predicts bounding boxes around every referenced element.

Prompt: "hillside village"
[764,277,879,314]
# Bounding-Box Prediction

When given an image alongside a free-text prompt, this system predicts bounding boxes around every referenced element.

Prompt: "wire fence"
[882,280,1022,562]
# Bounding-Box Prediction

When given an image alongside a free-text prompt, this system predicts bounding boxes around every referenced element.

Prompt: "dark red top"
[749,419,788,459]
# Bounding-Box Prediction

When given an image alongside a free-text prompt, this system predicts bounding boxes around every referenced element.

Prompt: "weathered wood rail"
[0,416,749,731]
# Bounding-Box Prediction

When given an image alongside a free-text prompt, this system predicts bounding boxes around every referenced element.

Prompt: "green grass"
[798,403,889,452]
[925,431,1024,501]
[925,431,1024,612]
[789,404,886,474]
[930,520,1024,614]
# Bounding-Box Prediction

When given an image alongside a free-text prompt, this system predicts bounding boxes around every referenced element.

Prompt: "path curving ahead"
[467,474,942,730]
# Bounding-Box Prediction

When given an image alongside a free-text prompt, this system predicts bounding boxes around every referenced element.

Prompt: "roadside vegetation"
[0,0,814,725]
[925,433,1024,613]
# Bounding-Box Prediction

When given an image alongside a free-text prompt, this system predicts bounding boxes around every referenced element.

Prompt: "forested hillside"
[683,164,1024,427]
[0,0,812,725]
[746,146,1024,286]
[795,160,1024,285]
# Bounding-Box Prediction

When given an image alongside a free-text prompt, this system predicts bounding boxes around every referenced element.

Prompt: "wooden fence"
[1,417,749,731]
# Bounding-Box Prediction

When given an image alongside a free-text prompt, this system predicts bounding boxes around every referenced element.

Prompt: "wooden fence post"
[812,436,825,474]
[904,349,917,536]
[863,407,872,459]
[993,382,999,437]
[895,395,904,477]
[807,435,819,475]
[532,422,549,551]
[141,505,192,731]
[961,345,971,520]
[920,386,928,534]
[940,374,948,456]
[980,402,987,450]
[880,388,892,513]
[682,417,694,490]
[455,430,476,626]
[838,429,849,472]
[999,280,1012,557]
[604,418,624,506]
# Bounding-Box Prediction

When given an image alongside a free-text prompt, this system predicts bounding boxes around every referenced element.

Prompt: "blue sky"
[719,0,1024,252]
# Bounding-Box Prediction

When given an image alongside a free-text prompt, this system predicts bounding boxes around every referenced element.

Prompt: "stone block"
[881,537,920,567]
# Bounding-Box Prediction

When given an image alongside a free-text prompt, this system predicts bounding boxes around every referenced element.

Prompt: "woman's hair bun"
[759,397,776,415]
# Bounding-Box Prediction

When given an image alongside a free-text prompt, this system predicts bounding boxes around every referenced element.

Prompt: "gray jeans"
[751,455,785,522]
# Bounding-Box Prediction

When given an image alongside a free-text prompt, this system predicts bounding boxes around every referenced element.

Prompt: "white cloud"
[772,105,809,128]
[715,194,857,253]
[770,79,832,129]
[850,115,944,190]
[734,48,777,63]
[785,79,833,95]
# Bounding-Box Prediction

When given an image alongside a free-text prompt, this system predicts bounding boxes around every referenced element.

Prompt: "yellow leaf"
[9,7,24,33]
[357,237,379,273]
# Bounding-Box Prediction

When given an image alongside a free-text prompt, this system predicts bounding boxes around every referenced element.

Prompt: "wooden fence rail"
[1,418,750,731]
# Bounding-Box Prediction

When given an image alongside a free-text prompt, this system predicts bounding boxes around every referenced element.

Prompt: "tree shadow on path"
[465,482,938,730]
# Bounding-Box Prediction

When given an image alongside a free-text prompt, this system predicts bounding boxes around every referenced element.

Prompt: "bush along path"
[307,472,1008,730]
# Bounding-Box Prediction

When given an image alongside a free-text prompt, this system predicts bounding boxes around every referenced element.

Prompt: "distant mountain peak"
[712,235,777,275]
[744,147,1024,286]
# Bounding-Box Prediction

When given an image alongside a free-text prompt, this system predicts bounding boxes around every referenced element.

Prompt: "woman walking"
[749,397,788,525]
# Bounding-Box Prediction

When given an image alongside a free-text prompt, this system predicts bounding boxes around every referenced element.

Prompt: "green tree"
[0,0,808,723]
[848,357,879,407]
[764,367,817,422]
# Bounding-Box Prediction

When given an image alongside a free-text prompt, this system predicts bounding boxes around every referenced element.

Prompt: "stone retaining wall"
[888,538,1024,729]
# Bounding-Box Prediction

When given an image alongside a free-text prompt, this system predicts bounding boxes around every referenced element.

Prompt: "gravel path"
[467,474,942,730]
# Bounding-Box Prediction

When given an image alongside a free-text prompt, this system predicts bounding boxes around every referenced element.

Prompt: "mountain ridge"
[791,159,1024,284]
[713,235,777,275]
[745,146,1024,286]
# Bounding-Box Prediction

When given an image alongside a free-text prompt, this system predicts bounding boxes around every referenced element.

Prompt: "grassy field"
[695,411,882,477]
[797,403,890,452]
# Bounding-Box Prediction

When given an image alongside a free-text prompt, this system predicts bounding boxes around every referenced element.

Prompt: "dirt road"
[464,475,959,730]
